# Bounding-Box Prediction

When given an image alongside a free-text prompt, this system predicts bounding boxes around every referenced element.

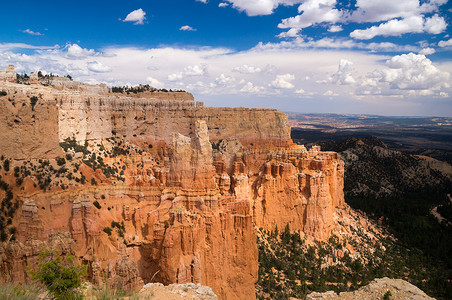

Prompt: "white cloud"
[180,25,197,31]
[2,42,451,116]
[350,0,421,23]
[424,14,447,34]
[273,0,448,40]
[146,76,164,88]
[184,64,206,76]
[350,16,424,40]
[66,44,96,59]
[196,0,208,3]
[438,39,452,47]
[168,64,207,81]
[219,2,229,7]
[122,8,146,25]
[358,53,450,97]
[420,0,449,14]
[330,59,355,85]
[295,88,305,94]
[240,81,265,93]
[270,73,295,89]
[224,0,302,16]
[87,61,111,73]
[232,64,262,73]
[419,48,436,55]
[215,74,235,85]
[323,90,338,96]
[279,0,343,30]
[277,28,300,38]
[382,53,449,90]
[22,29,43,36]
[253,36,419,52]
[167,73,184,81]
[0,43,57,50]
[328,25,343,32]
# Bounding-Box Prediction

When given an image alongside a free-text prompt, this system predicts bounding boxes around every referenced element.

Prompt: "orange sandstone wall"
[0,81,344,300]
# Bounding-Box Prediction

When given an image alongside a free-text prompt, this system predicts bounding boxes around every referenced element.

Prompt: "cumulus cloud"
[122,8,146,25]
[180,25,197,31]
[215,74,235,85]
[240,81,265,93]
[295,88,305,94]
[21,29,43,36]
[279,0,343,30]
[350,14,447,40]
[350,0,421,23]
[2,42,450,115]
[438,39,452,47]
[224,0,302,16]
[277,28,300,38]
[419,0,449,14]
[419,48,435,55]
[424,14,447,34]
[146,76,164,88]
[350,16,424,40]
[87,61,111,73]
[330,59,355,85]
[270,73,295,89]
[382,53,449,90]
[219,2,229,7]
[358,53,450,97]
[168,64,207,81]
[323,90,338,96]
[167,73,184,81]
[196,0,208,3]
[232,64,262,73]
[272,0,447,41]
[184,64,207,76]
[66,44,96,59]
[328,25,343,32]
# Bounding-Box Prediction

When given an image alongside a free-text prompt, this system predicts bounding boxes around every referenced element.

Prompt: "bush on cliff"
[29,96,38,111]
[30,249,87,300]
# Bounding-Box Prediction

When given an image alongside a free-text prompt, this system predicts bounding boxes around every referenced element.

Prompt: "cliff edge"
[0,74,344,300]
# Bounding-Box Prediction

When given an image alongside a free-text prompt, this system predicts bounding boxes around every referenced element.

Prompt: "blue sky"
[1,0,452,116]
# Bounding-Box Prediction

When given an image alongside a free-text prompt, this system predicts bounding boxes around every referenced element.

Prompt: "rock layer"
[306,277,435,300]
[0,79,344,299]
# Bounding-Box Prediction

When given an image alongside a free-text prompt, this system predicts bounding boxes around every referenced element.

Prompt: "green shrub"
[14,166,20,177]
[30,249,87,300]
[93,200,101,209]
[103,227,112,236]
[3,159,10,172]
[29,96,38,110]
[56,157,66,166]
[383,290,392,300]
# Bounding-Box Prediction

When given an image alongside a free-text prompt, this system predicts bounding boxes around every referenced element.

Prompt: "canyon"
[0,74,344,299]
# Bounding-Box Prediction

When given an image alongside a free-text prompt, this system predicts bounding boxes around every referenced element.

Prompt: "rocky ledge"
[306,277,435,300]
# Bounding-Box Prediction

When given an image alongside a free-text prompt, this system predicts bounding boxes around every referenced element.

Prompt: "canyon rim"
[0,68,345,299]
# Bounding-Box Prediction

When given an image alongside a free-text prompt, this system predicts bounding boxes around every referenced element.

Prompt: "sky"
[1,0,452,117]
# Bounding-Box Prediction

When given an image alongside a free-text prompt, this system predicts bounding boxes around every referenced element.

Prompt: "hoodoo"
[0,71,344,299]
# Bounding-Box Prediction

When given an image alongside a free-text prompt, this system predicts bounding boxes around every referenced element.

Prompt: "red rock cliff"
[0,80,344,299]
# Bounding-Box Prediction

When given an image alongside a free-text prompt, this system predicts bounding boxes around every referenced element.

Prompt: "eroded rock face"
[0,80,344,300]
[0,81,290,159]
[306,277,435,300]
